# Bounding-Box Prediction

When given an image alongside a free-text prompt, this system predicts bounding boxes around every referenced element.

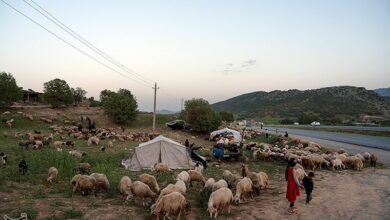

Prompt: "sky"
[0,0,389,111]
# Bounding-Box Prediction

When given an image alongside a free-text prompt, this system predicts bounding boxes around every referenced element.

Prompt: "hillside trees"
[71,87,87,105]
[0,72,22,107]
[100,89,138,124]
[43,79,74,107]
[183,98,221,133]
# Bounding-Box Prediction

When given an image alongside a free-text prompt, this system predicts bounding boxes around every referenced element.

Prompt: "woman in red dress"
[285,159,300,214]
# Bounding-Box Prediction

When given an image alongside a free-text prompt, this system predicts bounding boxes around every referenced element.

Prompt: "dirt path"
[226,168,390,220]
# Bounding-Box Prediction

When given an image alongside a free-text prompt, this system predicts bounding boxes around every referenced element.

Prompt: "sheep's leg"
[227,203,231,214]
[214,209,218,218]
[176,208,182,220]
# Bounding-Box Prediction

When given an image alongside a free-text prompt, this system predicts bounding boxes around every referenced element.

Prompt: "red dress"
[286,167,300,202]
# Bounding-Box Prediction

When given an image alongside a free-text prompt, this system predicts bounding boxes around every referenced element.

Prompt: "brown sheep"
[370,154,378,167]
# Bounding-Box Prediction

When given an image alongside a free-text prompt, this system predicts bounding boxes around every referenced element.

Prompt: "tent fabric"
[209,128,242,143]
[127,135,195,171]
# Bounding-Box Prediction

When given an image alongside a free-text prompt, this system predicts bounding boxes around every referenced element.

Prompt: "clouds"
[222,60,257,74]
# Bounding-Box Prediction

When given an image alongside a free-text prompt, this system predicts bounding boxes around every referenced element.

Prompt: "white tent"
[209,128,242,143]
[126,135,195,171]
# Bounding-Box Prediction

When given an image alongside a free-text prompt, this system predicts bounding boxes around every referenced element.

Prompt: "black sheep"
[19,159,28,175]
[0,153,7,167]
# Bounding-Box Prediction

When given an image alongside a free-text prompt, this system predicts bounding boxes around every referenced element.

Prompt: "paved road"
[253,126,390,164]
[271,125,390,132]
[262,126,390,150]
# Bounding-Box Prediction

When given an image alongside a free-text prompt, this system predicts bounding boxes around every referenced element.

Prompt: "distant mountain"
[157,109,178,115]
[212,86,390,119]
[374,87,390,97]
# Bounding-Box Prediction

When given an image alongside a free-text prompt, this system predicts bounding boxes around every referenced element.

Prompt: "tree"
[218,111,234,122]
[183,98,221,133]
[43,78,73,107]
[101,89,138,124]
[71,87,87,105]
[0,72,22,107]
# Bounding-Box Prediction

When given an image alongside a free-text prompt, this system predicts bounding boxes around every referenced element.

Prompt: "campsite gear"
[126,135,196,171]
[209,128,242,144]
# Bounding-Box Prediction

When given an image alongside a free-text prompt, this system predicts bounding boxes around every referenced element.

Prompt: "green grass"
[247,133,280,145]
[63,209,82,219]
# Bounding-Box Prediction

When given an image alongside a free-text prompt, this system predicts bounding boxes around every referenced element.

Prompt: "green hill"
[212,86,390,122]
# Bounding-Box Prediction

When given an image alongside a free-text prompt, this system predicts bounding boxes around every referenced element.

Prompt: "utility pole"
[152,82,159,132]
[181,97,184,112]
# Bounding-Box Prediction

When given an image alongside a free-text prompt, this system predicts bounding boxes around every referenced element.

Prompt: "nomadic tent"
[209,128,242,143]
[126,135,195,171]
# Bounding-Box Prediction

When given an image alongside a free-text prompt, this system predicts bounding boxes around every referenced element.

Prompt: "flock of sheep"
[1,111,382,219]
[246,136,379,172]
[63,161,270,219]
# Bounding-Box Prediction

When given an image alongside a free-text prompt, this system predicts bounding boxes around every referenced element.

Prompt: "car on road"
[310,121,321,126]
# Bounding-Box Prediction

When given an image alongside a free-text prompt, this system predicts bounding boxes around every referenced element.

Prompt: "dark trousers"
[306,191,312,203]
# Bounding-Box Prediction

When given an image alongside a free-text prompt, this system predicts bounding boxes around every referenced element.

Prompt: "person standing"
[285,159,301,214]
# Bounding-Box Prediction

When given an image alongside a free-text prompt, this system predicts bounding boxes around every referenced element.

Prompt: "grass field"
[0,109,285,219]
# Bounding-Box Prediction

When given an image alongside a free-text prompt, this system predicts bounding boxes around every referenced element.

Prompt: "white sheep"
[257,172,268,189]
[150,191,186,220]
[139,173,160,193]
[188,169,206,186]
[87,136,100,146]
[204,178,216,189]
[331,158,345,170]
[47,167,58,183]
[74,175,97,195]
[222,170,241,188]
[130,181,157,206]
[119,176,132,200]
[107,140,113,148]
[153,163,171,172]
[176,171,190,187]
[363,152,371,161]
[208,187,233,218]
[233,177,253,204]
[54,141,66,148]
[212,179,228,192]
[90,173,109,192]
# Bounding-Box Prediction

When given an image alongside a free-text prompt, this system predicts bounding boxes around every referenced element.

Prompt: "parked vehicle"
[310,121,321,126]
[166,120,192,131]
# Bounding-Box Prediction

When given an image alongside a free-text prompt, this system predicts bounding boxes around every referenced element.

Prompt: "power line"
[0,0,150,87]
[25,0,155,86]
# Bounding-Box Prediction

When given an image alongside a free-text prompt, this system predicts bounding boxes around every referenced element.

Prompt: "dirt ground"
[207,167,390,220]
[2,168,388,220]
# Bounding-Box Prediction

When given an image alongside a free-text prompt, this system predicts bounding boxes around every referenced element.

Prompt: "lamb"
[47,167,58,183]
[222,170,241,188]
[176,171,190,187]
[90,173,109,192]
[158,180,187,201]
[353,157,364,171]
[139,173,160,193]
[257,172,269,189]
[3,131,8,138]
[71,174,82,192]
[331,158,345,170]
[2,111,11,115]
[78,163,91,174]
[370,154,378,167]
[75,175,97,195]
[87,136,100,146]
[212,179,228,192]
[129,181,157,206]
[204,178,216,189]
[54,141,66,148]
[107,140,113,148]
[153,163,171,172]
[188,169,206,186]
[150,191,186,220]
[69,150,86,159]
[207,187,233,219]
[119,176,132,199]
[301,157,315,170]
[363,152,371,161]
[6,119,14,128]
[233,177,253,204]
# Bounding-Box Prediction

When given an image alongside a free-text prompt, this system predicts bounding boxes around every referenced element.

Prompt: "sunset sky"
[1,0,389,111]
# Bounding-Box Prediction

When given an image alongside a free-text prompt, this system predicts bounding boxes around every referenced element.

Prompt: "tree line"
[1,72,234,131]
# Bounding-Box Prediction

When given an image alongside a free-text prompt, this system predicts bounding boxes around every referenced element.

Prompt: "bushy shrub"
[100,89,138,124]
[183,98,221,133]
[0,72,22,107]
